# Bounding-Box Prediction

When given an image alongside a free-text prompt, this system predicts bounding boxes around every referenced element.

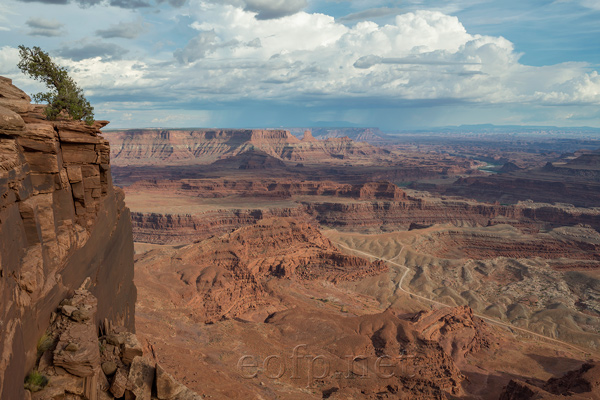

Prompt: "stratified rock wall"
[103,128,390,166]
[131,206,310,244]
[0,76,136,399]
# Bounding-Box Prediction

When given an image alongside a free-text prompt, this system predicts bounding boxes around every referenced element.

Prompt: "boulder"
[102,361,117,376]
[126,356,155,400]
[0,76,33,113]
[53,323,101,377]
[0,105,25,135]
[121,332,143,365]
[156,363,184,399]
[110,367,128,398]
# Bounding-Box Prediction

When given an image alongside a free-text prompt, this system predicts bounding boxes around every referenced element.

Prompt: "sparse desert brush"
[24,370,48,392]
[36,332,53,357]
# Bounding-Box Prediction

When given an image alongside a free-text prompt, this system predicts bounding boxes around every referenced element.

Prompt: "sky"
[0,0,599,130]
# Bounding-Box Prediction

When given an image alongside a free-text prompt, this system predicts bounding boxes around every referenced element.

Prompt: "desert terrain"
[98,127,600,399]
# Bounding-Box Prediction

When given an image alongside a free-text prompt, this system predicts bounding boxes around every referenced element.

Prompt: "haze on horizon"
[1,0,599,130]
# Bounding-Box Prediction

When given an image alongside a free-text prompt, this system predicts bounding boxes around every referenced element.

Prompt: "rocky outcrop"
[125,179,409,244]
[25,288,200,400]
[135,218,388,323]
[126,179,407,201]
[102,128,392,166]
[209,149,287,170]
[0,77,136,399]
[306,197,600,233]
[446,171,600,208]
[125,177,600,248]
[411,306,492,361]
[500,362,600,399]
[130,206,309,244]
[292,127,395,145]
[261,307,487,399]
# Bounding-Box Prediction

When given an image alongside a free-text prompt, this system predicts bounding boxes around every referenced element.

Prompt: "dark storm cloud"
[26,17,66,36]
[107,0,151,8]
[26,17,64,29]
[160,0,187,7]
[16,0,186,8]
[244,0,308,19]
[17,0,69,4]
[96,19,148,39]
[56,41,129,61]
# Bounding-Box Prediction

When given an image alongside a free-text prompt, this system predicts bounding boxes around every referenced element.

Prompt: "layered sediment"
[0,77,137,399]
[103,128,391,166]
[125,178,600,246]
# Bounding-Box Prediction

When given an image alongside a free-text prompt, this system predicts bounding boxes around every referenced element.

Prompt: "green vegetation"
[36,332,53,359]
[24,370,48,393]
[17,45,94,125]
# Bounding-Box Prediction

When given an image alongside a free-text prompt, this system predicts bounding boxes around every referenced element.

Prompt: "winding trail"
[333,240,599,358]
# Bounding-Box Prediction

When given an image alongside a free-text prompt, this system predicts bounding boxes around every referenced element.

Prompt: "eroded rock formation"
[135,218,387,323]
[102,128,391,166]
[500,362,600,399]
[0,77,136,399]
[25,286,200,400]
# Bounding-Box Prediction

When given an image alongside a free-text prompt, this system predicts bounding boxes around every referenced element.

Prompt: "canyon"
[2,73,600,400]
[106,125,600,397]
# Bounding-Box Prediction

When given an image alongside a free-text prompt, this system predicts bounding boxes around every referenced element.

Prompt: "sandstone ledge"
[0,76,136,399]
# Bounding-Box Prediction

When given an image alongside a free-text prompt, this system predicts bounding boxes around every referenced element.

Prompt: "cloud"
[174,31,220,64]
[169,7,599,106]
[56,40,129,61]
[26,17,66,36]
[3,4,598,129]
[26,17,63,29]
[14,0,186,8]
[106,0,151,8]
[17,0,69,4]
[243,0,307,19]
[0,46,20,74]
[338,7,404,22]
[581,0,600,9]
[96,18,148,39]
[16,0,102,6]
[353,55,481,69]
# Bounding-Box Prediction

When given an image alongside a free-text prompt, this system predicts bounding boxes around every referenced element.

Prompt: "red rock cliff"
[0,76,136,399]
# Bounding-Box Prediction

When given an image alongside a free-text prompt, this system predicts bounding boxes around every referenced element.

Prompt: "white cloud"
[579,0,600,10]
[167,5,599,105]
[0,46,20,75]
[1,2,599,122]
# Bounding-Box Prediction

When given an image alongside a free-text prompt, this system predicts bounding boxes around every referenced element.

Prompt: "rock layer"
[0,76,136,399]
[102,128,391,166]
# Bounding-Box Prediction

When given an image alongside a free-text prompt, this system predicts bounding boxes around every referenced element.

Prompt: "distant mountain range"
[392,124,600,134]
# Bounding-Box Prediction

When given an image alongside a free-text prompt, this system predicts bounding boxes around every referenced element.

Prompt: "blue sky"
[1,0,599,130]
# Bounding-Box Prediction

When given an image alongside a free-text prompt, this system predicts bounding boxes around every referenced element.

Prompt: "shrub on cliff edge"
[24,370,48,392]
[17,45,95,125]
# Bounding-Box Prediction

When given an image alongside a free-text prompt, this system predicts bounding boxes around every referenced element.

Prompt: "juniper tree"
[17,45,94,125]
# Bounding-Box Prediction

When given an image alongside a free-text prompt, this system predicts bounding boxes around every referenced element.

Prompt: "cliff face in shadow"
[0,76,136,399]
